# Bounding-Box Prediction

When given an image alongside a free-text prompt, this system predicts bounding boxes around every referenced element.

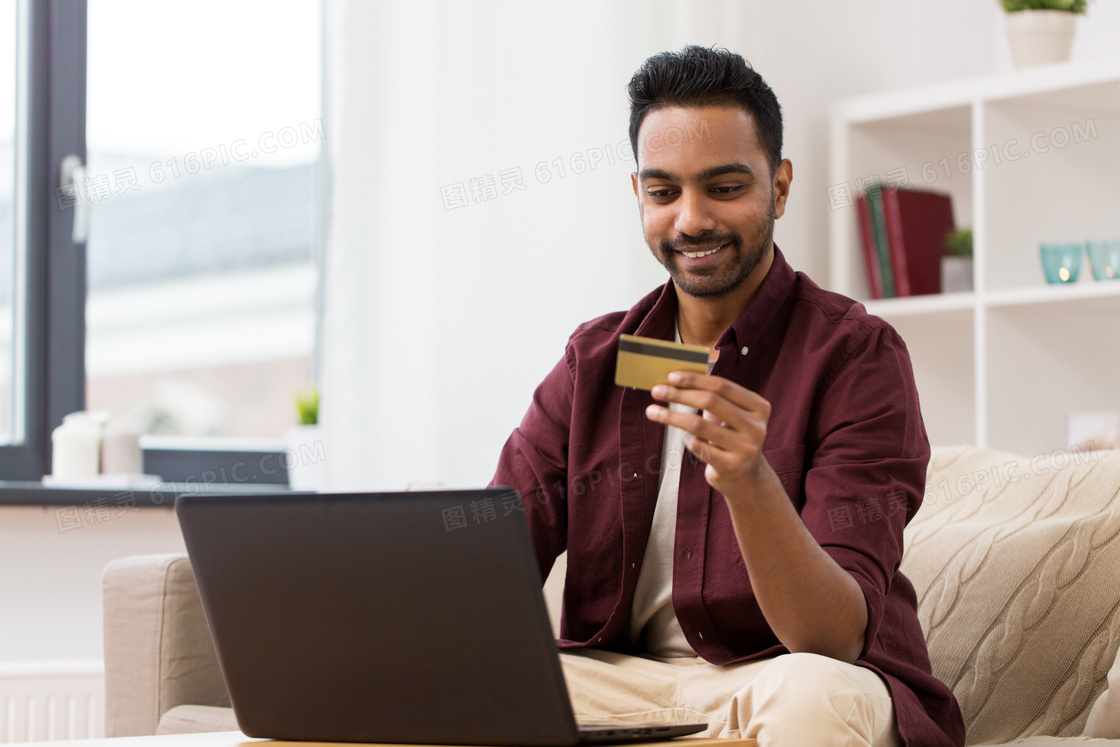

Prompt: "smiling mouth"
[679,243,728,259]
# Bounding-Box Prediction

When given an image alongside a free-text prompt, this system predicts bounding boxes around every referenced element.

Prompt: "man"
[491,46,965,746]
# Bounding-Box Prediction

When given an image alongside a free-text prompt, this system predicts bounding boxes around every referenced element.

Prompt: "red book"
[855,192,884,300]
[881,187,955,297]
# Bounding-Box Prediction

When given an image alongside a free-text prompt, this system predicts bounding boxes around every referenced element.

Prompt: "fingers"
[680,430,746,476]
[665,370,770,414]
[653,415,761,484]
[652,386,751,433]
[650,375,770,439]
[645,405,765,472]
[645,404,732,447]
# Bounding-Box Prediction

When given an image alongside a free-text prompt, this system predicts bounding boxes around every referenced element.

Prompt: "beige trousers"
[559,648,901,747]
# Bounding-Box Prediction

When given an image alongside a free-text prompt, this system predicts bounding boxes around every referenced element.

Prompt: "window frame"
[0,0,87,482]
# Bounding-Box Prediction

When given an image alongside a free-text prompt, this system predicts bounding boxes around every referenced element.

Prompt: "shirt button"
[684,548,692,561]
[741,346,749,355]
[698,631,704,640]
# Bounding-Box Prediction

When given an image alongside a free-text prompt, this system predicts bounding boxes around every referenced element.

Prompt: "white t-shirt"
[627,329,713,657]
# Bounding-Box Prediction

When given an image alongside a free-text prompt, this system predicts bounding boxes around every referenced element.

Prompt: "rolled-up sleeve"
[800,324,930,658]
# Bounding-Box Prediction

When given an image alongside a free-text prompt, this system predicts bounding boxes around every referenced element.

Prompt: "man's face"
[631,105,791,299]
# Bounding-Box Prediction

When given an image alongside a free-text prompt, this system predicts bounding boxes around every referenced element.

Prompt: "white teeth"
[682,245,724,259]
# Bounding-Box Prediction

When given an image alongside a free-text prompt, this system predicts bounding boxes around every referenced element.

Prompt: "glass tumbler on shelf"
[1039,243,1082,284]
[1086,240,1120,281]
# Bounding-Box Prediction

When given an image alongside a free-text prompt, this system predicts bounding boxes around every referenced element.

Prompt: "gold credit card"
[615,334,711,391]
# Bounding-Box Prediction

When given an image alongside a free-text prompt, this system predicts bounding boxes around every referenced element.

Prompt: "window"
[84,0,322,440]
[0,0,324,486]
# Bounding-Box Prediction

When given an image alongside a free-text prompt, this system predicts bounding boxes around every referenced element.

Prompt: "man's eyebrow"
[638,168,676,182]
[698,163,755,180]
[638,163,756,182]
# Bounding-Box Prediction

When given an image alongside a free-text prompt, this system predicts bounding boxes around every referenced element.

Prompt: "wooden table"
[22,731,756,747]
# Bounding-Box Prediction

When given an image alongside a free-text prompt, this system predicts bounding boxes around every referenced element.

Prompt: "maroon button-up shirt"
[491,247,965,746]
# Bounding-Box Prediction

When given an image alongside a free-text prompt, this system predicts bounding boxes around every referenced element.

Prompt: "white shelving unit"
[829,59,1120,455]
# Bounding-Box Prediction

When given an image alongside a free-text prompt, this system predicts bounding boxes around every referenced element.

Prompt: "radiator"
[0,662,104,743]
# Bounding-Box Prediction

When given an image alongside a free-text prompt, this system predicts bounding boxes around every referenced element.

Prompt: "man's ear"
[773,159,793,220]
[631,172,644,218]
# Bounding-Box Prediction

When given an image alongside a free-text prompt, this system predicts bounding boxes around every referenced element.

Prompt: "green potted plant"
[287,387,324,491]
[294,388,319,426]
[942,228,974,294]
[999,0,1090,68]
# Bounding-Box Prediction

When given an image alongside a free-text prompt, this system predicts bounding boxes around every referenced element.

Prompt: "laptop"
[175,488,707,746]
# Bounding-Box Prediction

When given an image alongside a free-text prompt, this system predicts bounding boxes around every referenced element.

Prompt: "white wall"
[0,508,184,661]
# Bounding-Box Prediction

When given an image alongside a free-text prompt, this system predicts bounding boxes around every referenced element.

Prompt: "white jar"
[51,411,107,479]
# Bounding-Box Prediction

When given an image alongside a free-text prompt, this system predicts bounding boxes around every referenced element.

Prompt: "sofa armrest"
[102,554,230,737]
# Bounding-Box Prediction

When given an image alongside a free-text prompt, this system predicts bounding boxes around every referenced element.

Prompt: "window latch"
[59,154,88,244]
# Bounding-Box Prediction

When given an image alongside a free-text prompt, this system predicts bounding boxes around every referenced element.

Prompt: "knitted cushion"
[902,446,1120,744]
[1085,643,1120,738]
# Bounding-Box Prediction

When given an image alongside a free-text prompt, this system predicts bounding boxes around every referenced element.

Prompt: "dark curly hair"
[627,45,783,175]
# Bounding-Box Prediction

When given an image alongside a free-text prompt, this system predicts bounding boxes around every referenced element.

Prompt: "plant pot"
[941,256,974,294]
[286,424,326,491]
[1005,10,1076,68]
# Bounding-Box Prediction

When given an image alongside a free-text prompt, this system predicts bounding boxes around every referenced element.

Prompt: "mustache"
[661,233,741,253]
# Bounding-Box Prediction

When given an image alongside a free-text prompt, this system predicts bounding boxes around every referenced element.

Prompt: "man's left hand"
[646,370,772,502]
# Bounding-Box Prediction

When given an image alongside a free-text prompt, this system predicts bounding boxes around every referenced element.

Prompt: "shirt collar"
[633,244,798,352]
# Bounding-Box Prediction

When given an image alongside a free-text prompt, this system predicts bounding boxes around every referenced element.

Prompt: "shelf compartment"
[833,105,973,300]
[985,294,1120,456]
[981,80,1120,292]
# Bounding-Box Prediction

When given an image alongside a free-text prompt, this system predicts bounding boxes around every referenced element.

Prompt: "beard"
[649,193,776,299]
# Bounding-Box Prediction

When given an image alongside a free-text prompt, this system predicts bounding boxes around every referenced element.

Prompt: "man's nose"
[673,189,717,237]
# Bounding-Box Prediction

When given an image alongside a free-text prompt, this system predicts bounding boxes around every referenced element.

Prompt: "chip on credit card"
[614,334,711,391]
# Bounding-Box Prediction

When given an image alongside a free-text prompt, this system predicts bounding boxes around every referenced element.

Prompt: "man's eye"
[647,189,674,199]
[712,185,743,195]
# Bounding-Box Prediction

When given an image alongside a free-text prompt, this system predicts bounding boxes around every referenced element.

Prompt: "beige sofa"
[103,446,1120,745]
